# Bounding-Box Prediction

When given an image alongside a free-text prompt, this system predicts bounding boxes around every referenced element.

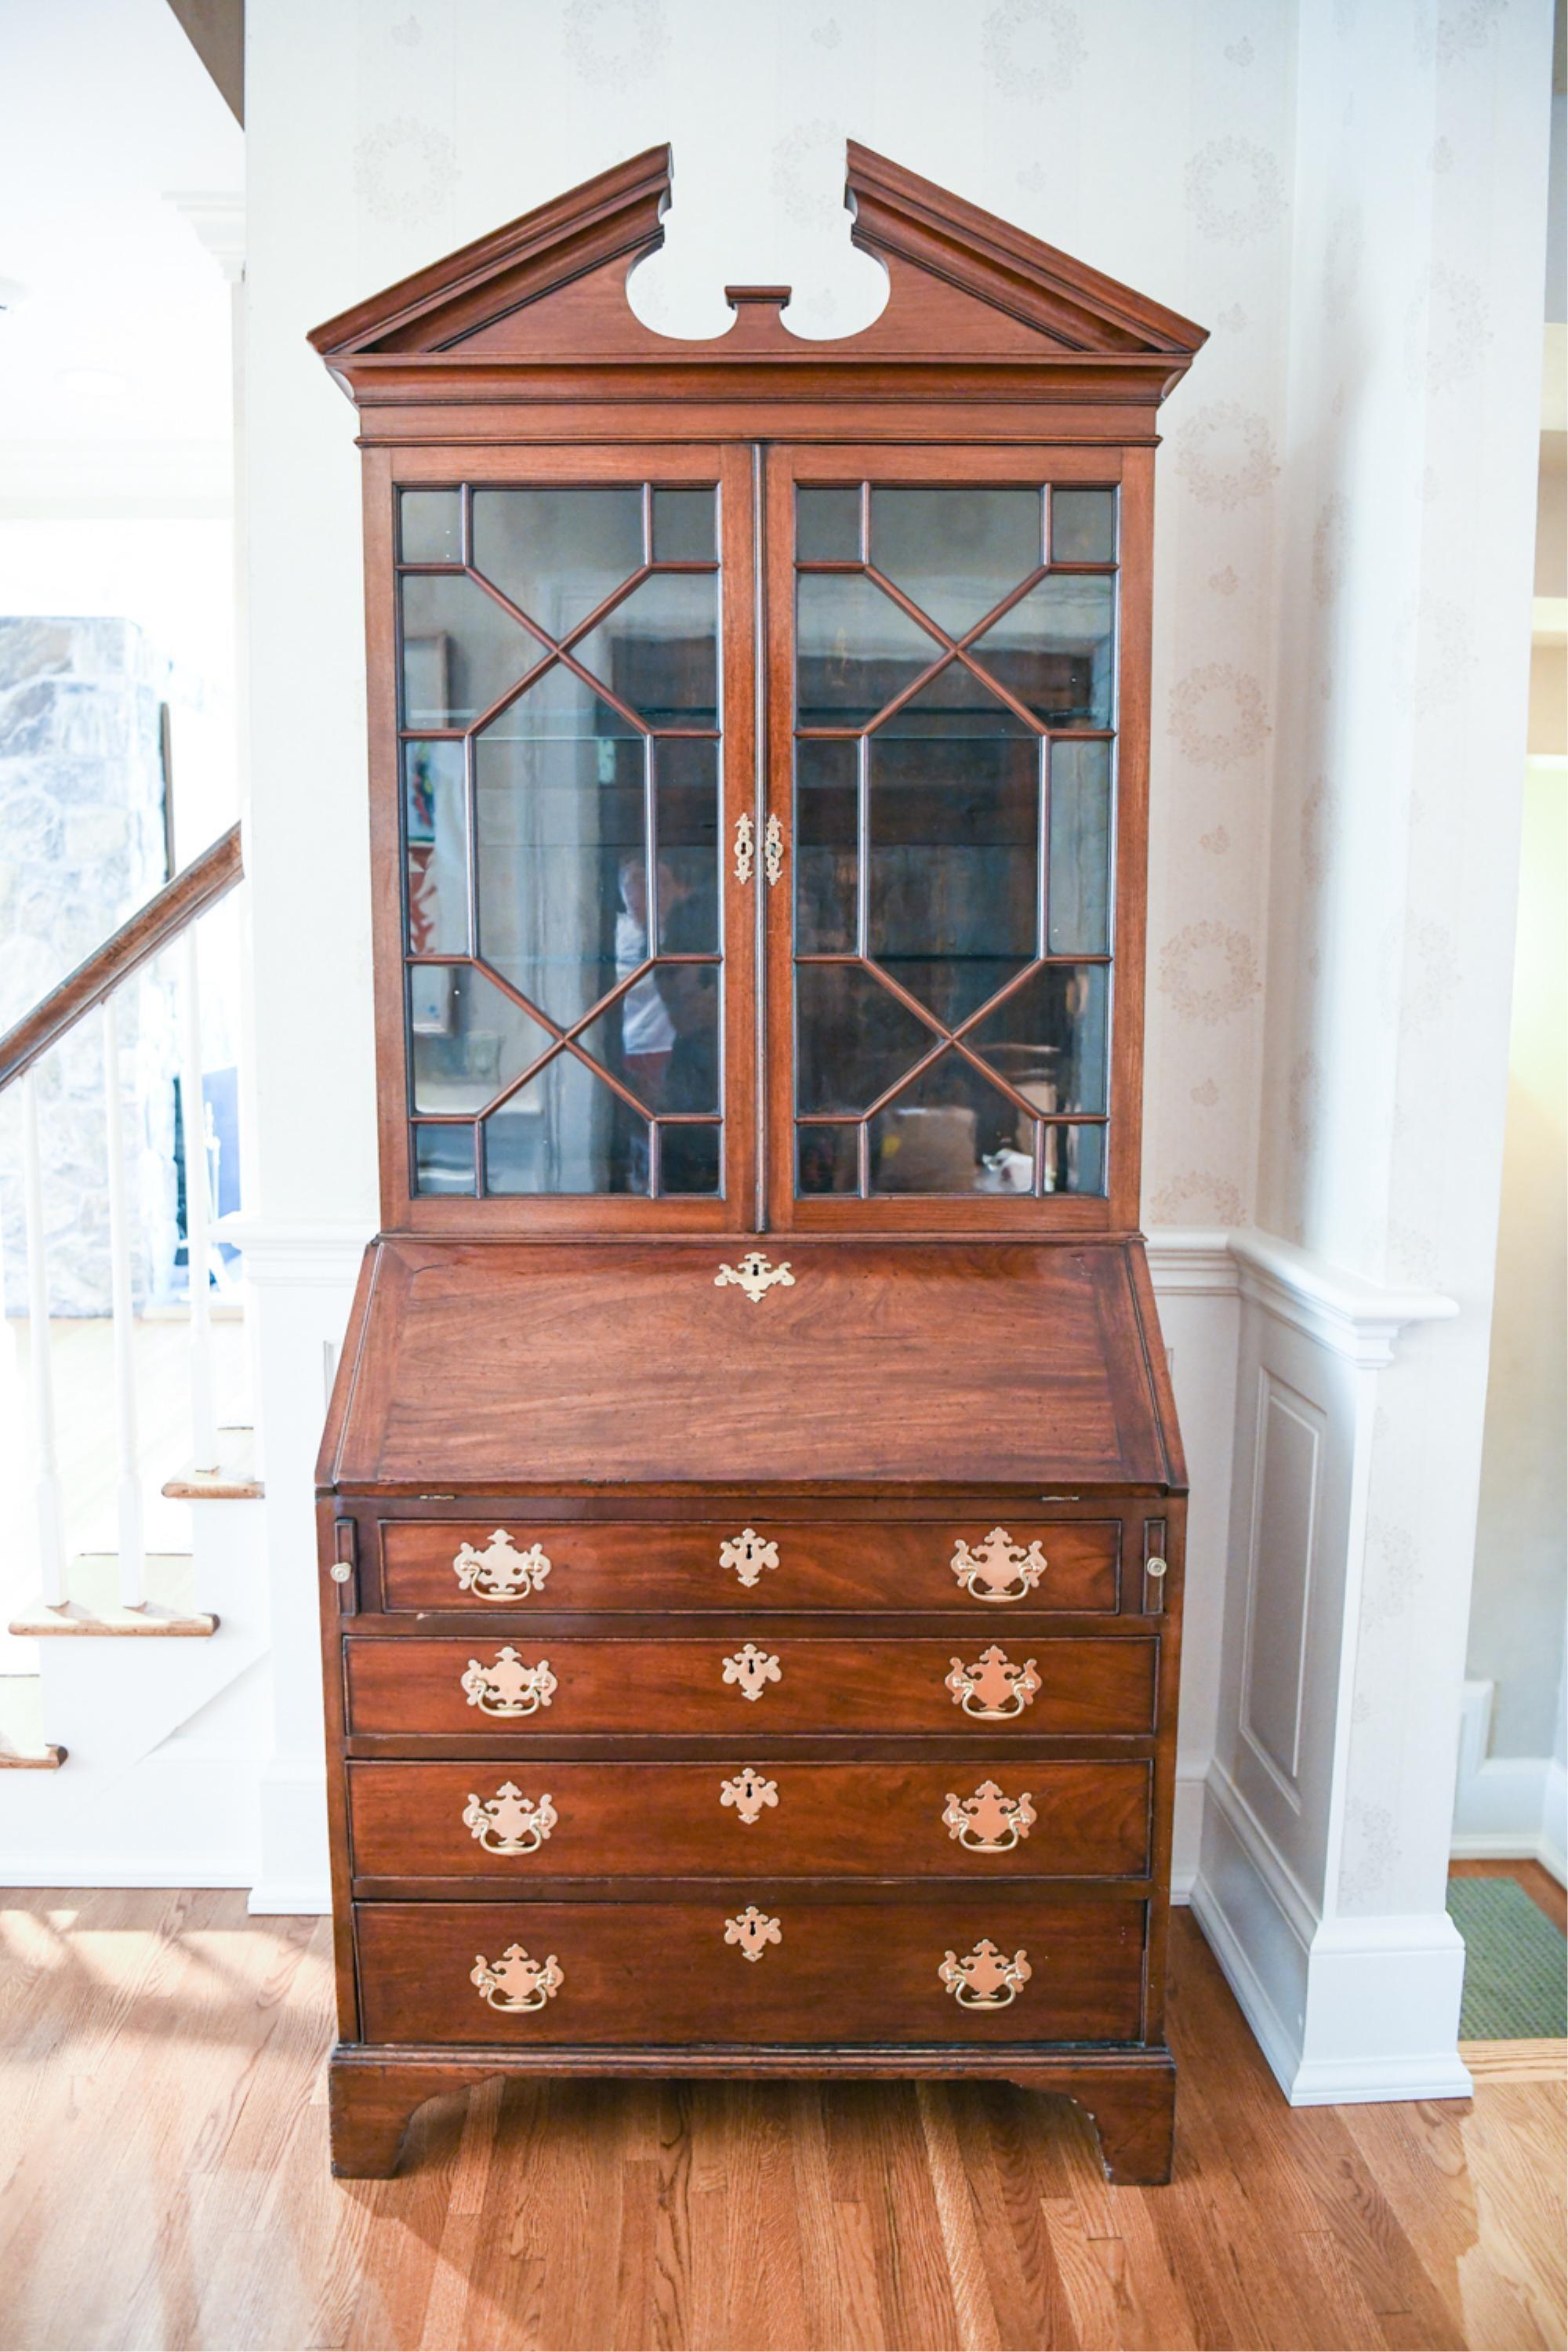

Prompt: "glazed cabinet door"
[762,446,1149,1232]
[370,445,758,1229]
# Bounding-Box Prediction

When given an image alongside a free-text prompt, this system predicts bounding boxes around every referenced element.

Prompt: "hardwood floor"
[0,1893,1563,2352]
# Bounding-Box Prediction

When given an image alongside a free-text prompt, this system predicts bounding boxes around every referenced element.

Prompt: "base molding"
[327,2041,1177,2187]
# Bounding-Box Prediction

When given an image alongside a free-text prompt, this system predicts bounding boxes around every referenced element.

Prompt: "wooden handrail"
[0,823,243,1094]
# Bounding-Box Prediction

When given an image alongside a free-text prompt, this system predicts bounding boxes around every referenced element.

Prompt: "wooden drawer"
[343,1633,1157,1739]
[347,1758,1152,1882]
[376,1516,1123,1615]
[354,1893,1147,2046]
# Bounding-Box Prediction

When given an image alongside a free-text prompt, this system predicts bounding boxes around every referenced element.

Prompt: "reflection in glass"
[470,488,643,636]
[795,739,858,953]
[572,572,717,726]
[867,729,1036,1026]
[1048,740,1112,954]
[869,1050,1033,1195]
[652,488,715,562]
[404,741,468,955]
[1059,1123,1106,1196]
[796,487,861,562]
[972,575,1116,728]
[1050,488,1117,564]
[653,738,719,952]
[483,1065,649,1195]
[400,488,461,564]
[659,1122,720,1195]
[870,661,1033,737]
[474,672,643,1025]
[797,573,942,728]
[401,573,540,728]
[869,488,1042,638]
[577,961,719,1116]
[970,964,1109,1115]
[797,1123,858,1196]
[413,1123,476,1196]
[408,964,552,1114]
[795,963,935,1117]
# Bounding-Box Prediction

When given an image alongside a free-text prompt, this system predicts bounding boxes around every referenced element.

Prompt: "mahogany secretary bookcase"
[310,143,1205,2185]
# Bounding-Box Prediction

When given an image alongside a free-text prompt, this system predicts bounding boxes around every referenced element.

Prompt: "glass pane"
[969,964,1109,1115]
[1052,1122,1106,1197]
[573,573,717,726]
[470,488,644,637]
[796,487,861,562]
[475,672,644,1025]
[483,1063,649,1196]
[401,573,541,728]
[795,963,935,1116]
[659,1123,721,1195]
[404,741,468,954]
[413,1123,475,1196]
[1048,741,1112,954]
[652,737,719,954]
[869,1050,1033,1194]
[409,964,552,1113]
[797,1123,858,1196]
[869,488,1042,639]
[795,739,858,953]
[577,962,719,1116]
[870,661,1033,737]
[399,488,461,564]
[652,488,715,562]
[796,573,942,728]
[867,731,1037,1025]
[1050,488,1117,564]
[971,575,1116,728]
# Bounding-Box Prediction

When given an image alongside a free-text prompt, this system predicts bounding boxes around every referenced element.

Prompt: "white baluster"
[20,1069,66,1609]
[102,996,145,1610]
[181,927,217,1471]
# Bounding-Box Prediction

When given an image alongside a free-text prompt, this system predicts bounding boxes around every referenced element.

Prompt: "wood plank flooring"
[1,1895,1563,2351]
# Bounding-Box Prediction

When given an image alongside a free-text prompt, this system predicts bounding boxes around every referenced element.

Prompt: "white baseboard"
[0,1856,260,1889]
[248,1877,332,1915]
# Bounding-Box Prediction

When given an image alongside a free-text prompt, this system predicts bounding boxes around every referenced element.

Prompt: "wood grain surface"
[1,1893,1560,2352]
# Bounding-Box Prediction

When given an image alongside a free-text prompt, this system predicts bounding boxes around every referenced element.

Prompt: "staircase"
[0,828,270,1885]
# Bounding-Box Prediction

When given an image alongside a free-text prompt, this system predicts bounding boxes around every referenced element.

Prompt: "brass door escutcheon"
[941,1780,1037,1852]
[470,1943,564,2012]
[713,1249,795,1303]
[733,811,756,884]
[945,1645,1041,1720]
[460,1646,557,1719]
[721,1643,782,1701]
[452,1529,552,1599]
[938,1939,1033,2009]
[724,1905,782,1961]
[462,1780,557,1855]
[949,1526,1047,1603]
[720,1527,778,1587]
[763,812,785,886]
[719,1767,779,1824]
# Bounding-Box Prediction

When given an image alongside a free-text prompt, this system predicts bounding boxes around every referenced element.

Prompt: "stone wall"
[0,617,180,1314]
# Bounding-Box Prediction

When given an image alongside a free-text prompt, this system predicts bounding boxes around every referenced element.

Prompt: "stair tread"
[162,1426,263,1501]
[9,1554,216,1638]
[0,1675,65,1766]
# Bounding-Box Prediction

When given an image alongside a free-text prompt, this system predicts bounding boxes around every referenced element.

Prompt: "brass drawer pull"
[724,1905,782,1961]
[714,1249,795,1303]
[942,1780,1036,1852]
[950,1526,1047,1603]
[720,1526,778,1588]
[452,1530,551,1599]
[463,1781,557,1855]
[1146,1556,1168,1579]
[461,1646,557,1718]
[470,1943,563,2013]
[720,1767,779,1824]
[721,1642,782,1701]
[939,1939,1033,2009]
[945,1645,1041,1720]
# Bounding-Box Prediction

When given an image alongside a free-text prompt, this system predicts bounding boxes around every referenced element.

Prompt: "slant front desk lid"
[320,1238,1184,1494]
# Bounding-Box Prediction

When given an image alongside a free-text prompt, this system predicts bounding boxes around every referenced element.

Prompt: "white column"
[101,995,145,1610]
[20,1069,66,1609]
[181,927,219,1471]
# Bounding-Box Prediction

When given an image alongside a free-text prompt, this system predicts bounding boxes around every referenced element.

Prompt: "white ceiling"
[0,0,242,509]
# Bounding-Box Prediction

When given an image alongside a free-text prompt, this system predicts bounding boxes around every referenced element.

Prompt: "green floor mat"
[1446,1875,1568,2040]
